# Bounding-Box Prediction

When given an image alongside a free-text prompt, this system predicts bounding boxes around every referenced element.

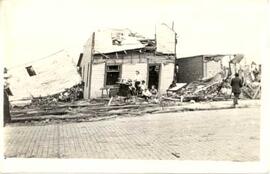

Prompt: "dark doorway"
[148,64,160,89]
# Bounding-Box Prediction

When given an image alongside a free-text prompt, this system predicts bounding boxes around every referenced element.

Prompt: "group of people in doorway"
[123,70,158,101]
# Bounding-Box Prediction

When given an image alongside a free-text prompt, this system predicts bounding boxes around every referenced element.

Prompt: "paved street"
[4,107,260,161]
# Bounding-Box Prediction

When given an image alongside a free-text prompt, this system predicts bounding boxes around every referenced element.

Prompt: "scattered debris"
[174,72,228,102]
[171,152,181,158]
[170,59,261,102]
[31,83,84,106]
[2,21,262,130]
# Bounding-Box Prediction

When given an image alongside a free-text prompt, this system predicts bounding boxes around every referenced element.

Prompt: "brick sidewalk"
[4,107,260,161]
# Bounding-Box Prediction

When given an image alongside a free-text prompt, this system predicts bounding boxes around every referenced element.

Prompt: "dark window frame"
[105,64,121,86]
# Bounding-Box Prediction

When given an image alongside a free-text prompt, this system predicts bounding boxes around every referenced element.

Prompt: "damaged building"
[78,24,177,99]
[175,54,238,83]
[6,50,82,106]
[174,53,247,87]
[173,53,261,101]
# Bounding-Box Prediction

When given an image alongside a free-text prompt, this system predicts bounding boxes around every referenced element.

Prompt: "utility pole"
[3,68,11,126]
[4,91,11,126]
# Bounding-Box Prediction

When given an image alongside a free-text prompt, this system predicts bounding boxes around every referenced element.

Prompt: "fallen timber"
[10,102,160,122]
[9,99,260,124]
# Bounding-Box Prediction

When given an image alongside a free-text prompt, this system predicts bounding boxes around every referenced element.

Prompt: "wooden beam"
[88,32,95,99]
[253,86,261,99]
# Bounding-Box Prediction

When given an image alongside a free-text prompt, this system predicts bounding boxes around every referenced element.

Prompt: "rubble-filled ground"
[4,107,260,161]
[9,97,260,125]
[8,60,261,125]
[173,70,261,102]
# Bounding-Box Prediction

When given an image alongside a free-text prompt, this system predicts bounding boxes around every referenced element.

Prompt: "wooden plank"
[108,97,113,106]
[162,96,182,101]
[242,88,253,99]
[253,86,261,99]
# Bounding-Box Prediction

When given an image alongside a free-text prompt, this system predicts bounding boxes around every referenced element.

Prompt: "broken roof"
[178,54,229,59]
[83,25,177,55]
[93,28,145,54]
[230,54,244,64]
[7,50,82,103]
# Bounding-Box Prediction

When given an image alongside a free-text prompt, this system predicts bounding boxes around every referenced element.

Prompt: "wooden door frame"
[147,63,161,91]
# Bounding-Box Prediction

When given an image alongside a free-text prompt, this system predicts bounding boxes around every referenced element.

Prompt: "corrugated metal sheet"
[7,50,82,102]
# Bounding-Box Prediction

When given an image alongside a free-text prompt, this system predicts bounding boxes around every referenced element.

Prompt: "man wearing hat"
[230,73,243,107]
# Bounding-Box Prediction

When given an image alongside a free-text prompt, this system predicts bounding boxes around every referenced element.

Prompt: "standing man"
[134,70,142,94]
[230,73,243,107]
[134,70,142,82]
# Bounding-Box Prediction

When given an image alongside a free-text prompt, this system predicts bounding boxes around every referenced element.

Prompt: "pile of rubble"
[169,64,261,102]
[31,83,84,106]
[241,66,261,99]
[174,72,231,102]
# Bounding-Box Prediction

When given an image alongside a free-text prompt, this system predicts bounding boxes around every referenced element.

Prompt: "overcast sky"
[1,0,269,68]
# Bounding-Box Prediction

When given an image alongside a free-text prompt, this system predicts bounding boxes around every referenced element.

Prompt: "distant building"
[175,54,230,83]
[78,25,177,99]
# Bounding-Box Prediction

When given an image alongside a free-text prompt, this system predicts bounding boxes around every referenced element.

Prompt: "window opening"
[25,66,36,76]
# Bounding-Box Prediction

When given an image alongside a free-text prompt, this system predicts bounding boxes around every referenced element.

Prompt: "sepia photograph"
[1,0,269,173]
